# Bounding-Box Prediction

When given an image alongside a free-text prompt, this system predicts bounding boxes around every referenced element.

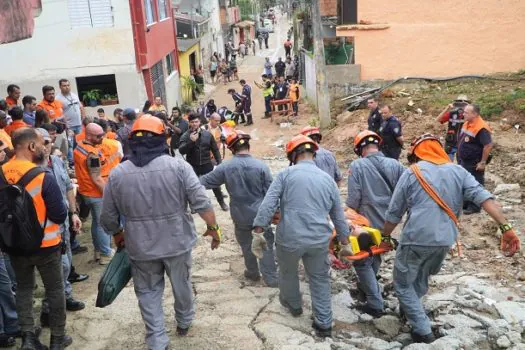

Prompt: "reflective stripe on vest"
[1,159,62,248]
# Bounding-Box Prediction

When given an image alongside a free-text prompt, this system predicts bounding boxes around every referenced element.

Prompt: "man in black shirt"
[274,57,286,78]
[169,107,189,156]
[367,98,382,133]
[179,114,228,211]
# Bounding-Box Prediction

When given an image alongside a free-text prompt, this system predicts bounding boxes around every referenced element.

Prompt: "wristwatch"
[499,223,513,233]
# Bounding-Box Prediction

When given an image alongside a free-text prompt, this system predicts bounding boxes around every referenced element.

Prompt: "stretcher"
[329,208,395,269]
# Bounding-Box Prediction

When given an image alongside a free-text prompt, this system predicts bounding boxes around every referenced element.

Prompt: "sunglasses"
[95,133,105,138]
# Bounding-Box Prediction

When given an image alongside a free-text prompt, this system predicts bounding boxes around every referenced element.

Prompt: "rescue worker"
[2,128,70,349]
[436,95,470,161]
[383,133,520,344]
[367,98,382,134]
[179,114,229,211]
[117,108,137,159]
[240,80,253,126]
[378,104,403,160]
[227,89,246,124]
[101,116,221,350]
[35,128,86,330]
[457,104,493,214]
[300,126,342,186]
[252,135,351,338]
[96,119,123,180]
[200,131,278,286]
[346,130,405,317]
[73,123,113,265]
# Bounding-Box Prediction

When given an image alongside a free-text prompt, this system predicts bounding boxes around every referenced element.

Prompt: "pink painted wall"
[337,0,525,80]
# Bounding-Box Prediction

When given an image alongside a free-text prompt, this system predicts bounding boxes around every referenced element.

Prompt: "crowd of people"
[0,57,521,350]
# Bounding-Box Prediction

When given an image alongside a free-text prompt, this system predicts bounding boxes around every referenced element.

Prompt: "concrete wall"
[303,53,318,108]
[326,64,361,98]
[336,0,525,80]
[165,71,182,108]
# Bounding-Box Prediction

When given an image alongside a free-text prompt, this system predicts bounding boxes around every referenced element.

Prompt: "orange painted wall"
[337,0,525,80]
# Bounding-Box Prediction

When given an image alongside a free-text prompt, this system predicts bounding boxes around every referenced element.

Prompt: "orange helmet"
[226,130,251,151]
[353,130,382,156]
[300,126,321,137]
[286,135,319,163]
[407,133,441,164]
[131,114,165,136]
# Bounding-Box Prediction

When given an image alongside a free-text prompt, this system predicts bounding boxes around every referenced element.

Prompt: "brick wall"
[320,0,337,17]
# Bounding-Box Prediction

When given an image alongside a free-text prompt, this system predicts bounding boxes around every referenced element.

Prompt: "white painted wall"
[0,0,147,110]
[303,53,317,108]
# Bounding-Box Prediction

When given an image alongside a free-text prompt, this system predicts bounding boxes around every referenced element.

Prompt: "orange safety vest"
[73,141,107,198]
[99,138,122,179]
[106,131,117,140]
[1,159,61,248]
[75,127,86,144]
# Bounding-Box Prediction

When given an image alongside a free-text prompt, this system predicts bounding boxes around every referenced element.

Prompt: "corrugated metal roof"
[177,38,200,52]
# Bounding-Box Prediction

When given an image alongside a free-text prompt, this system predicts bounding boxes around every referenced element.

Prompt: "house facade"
[336,0,525,80]
[0,0,182,112]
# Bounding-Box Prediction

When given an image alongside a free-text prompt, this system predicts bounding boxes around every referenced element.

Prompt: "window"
[158,0,168,20]
[68,0,114,29]
[76,74,118,107]
[144,0,155,25]
[165,52,175,76]
[150,61,166,103]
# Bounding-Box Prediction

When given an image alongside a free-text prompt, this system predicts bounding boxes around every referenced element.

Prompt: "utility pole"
[311,0,331,129]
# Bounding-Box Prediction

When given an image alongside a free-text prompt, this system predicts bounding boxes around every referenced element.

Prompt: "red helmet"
[226,130,251,151]
[300,126,321,137]
[353,130,382,156]
[131,114,165,136]
[286,135,319,163]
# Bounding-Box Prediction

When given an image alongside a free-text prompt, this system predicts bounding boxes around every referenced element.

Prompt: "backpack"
[0,167,46,255]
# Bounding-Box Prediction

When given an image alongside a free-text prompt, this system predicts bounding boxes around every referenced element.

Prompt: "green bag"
[96,247,132,308]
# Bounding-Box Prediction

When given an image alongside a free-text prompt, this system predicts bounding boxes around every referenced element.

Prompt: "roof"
[234,20,255,28]
[177,38,200,52]
[175,12,208,24]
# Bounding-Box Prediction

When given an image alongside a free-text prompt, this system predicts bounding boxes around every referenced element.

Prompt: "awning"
[234,20,255,28]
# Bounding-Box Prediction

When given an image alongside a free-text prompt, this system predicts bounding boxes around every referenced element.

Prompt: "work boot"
[312,322,332,338]
[245,114,254,126]
[0,334,15,348]
[176,326,189,336]
[219,201,229,211]
[244,270,261,282]
[21,331,48,350]
[355,304,384,318]
[66,297,85,311]
[411,331,436,344]
[49,335,73,350]
[279,296,303,317]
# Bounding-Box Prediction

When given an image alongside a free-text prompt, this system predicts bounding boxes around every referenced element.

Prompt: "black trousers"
[193,163,224,203]
[460,161,485,211]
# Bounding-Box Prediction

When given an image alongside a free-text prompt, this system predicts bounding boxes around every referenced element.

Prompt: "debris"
[373,315,401,338]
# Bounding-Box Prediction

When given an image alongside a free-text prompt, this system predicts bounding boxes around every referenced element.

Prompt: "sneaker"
[99,250,114,266]
[176,327,189,336]
[355,304,384,318]
[411,331,436,344]
[66,297,86,311]
[244,270,261,282]
[312,322,332,338]
[67,273,89,284]
[279,296,303,317]
[71,246,88,255]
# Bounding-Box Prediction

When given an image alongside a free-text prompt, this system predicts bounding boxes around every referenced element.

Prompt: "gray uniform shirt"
[200,154,272,226]
[253,160,349,249]
[47,155,72,232]
[314,146,342,183]
[101,155,212,261]
[56,92,82,128]
[385,161,493,247]
[346,152,405,228]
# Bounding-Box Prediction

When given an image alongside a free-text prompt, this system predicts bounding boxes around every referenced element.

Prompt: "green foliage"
[81,89,102,103]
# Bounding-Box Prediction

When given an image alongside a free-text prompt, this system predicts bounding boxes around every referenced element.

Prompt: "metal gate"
[150,60,166,104]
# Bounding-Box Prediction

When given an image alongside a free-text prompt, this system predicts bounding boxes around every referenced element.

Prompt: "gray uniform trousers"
[276,244,332,330]
[234,224,278,286]
[11,250,66,336]
[393,245,448,336]
[130,251,194,350]
[354,255,383,311]
[42,224,73,314]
